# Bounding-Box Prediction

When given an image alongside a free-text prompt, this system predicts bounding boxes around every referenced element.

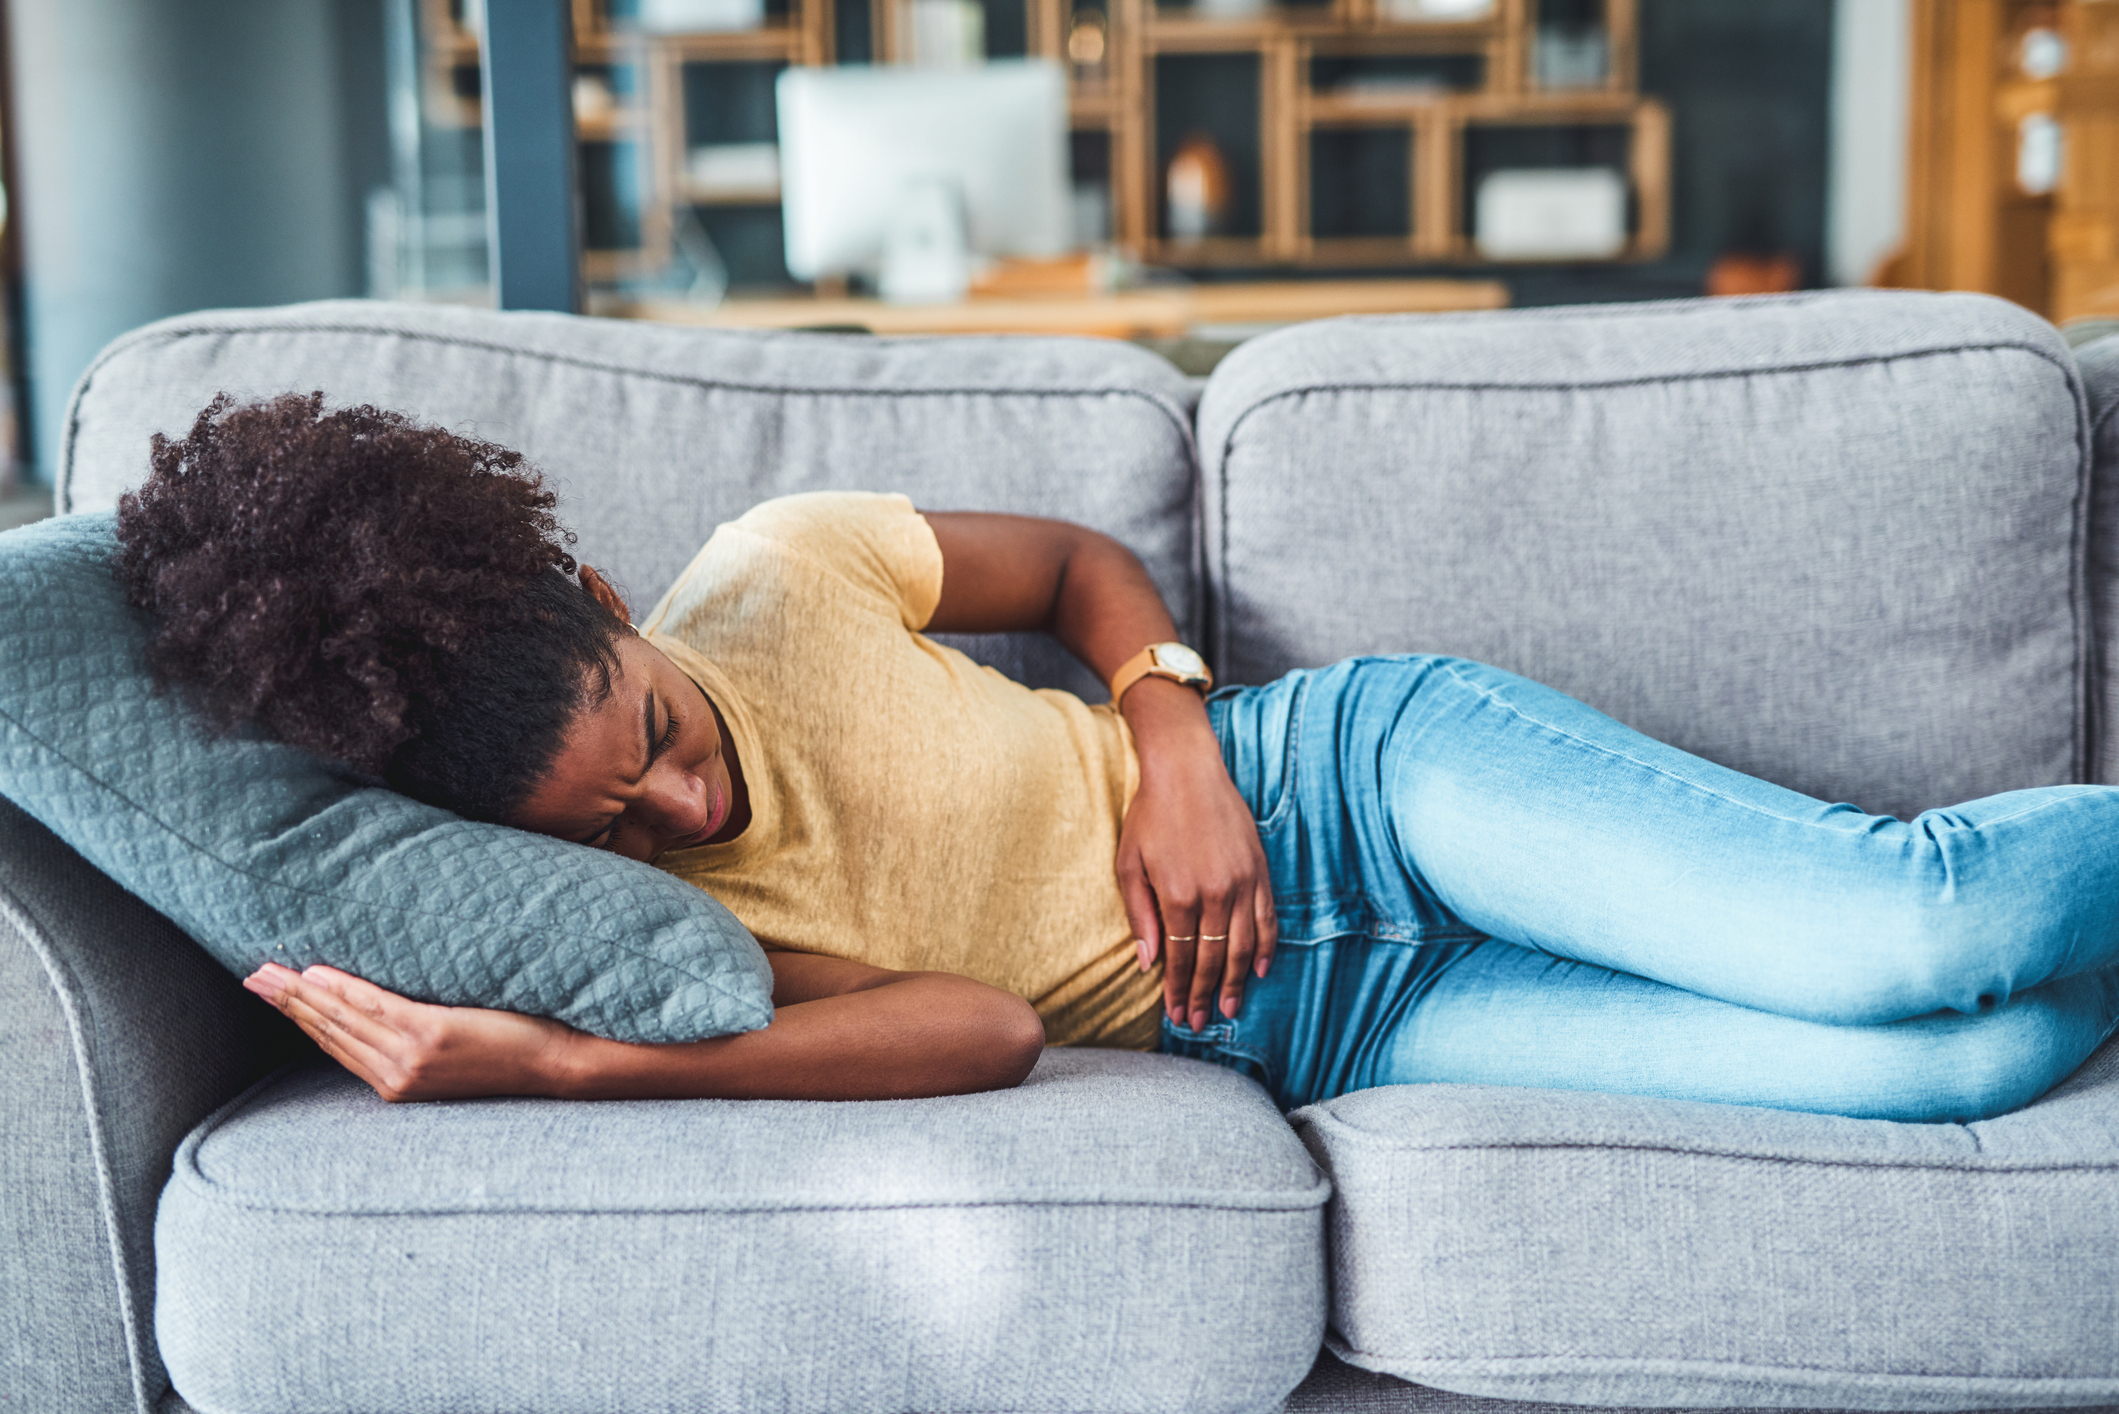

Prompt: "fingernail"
[1136,938,1150,971]
[1190,1007,1207,1031]
[1224,996,1241,1019]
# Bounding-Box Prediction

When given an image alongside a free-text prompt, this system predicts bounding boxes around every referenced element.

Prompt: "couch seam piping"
[1213,341,2079,466]
[1299,1124,2119,1173]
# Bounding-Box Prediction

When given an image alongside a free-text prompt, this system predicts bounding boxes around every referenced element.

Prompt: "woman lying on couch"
[120,393,2119,1122]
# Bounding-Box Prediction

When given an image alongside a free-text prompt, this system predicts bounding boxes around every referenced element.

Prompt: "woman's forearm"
[247,957,1045,1104]
[546,970,1046,1101]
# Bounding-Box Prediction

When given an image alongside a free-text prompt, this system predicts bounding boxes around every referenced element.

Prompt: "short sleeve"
[723,492,943,630]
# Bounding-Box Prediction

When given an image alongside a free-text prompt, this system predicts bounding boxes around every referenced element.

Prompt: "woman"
[121,393,2119,1120]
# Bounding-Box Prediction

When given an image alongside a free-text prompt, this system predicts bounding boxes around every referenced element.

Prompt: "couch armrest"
[0,796,304,1414]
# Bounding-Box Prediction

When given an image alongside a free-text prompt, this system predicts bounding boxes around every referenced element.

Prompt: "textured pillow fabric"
[0,513,773,1044]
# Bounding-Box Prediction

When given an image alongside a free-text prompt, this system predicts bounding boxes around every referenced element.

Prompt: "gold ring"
[1201,934,1230,943]
[1165,935,1198,944]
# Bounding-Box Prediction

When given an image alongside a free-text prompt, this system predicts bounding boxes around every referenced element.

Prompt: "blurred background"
[0,0,2110,516]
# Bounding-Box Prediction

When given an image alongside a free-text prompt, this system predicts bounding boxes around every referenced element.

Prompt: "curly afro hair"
[116,392,626,823]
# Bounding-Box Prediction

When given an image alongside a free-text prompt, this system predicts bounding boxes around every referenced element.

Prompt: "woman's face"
[511,632,742,862]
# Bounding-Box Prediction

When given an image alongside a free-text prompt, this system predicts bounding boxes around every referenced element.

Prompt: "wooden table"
[607,279,1508,340]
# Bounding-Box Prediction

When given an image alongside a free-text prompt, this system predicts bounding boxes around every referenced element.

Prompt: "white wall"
[1827,0,1911,287]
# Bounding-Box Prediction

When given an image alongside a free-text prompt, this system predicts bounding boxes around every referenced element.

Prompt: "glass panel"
[372,0,491,302]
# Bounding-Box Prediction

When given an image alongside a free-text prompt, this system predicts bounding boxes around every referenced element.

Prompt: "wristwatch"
[1109,641,1213,706]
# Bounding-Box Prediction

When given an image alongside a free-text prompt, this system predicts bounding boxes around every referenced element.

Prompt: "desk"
[608,279,1508,339]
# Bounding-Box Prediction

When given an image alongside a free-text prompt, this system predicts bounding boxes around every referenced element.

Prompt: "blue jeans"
[1161,656,2119,1121]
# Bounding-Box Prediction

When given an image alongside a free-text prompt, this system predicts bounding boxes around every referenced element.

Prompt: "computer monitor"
[776,61,1072,300]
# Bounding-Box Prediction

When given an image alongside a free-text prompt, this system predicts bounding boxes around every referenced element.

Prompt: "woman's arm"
[923,512,1276,1033]
[244,951,1046,1102]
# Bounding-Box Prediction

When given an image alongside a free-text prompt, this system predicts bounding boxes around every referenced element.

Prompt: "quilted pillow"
[0,513,773,1044]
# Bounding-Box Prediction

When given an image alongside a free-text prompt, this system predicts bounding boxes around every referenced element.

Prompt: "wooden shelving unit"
[1893,0,2119,321]
[419,0,1669,284]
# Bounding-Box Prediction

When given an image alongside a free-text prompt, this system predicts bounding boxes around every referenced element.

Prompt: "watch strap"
[1109,642,1212,706]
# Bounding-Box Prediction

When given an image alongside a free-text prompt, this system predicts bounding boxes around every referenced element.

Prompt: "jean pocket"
[1159,1016,1277,1095]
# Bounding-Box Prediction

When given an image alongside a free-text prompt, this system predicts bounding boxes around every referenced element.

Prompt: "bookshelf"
[420,0,1669,287]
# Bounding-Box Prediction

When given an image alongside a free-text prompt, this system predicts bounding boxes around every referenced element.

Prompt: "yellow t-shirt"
[640,491,1163,1050]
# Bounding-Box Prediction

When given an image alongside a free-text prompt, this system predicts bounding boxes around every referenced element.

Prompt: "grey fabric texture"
[1279,1353,2119,1414]
[0,513,774,1045]
[2073,334,2119,786]
[0,795,303,1414]
[1198,291,2089,821]
[1292,1035,2119,1412]
[155,1048,1327,1414]
[57,299,1202,703]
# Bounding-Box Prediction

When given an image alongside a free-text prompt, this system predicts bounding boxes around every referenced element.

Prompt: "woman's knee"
[1858,1006,2082,1123]
[1806,893,2030,1026]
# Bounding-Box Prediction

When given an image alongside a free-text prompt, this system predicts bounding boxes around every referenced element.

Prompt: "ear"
[578,565,633,627]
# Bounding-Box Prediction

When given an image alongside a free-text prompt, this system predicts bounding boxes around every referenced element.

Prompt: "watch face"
[1154,643,1206,677]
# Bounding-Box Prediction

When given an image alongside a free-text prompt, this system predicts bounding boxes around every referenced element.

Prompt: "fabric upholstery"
[0,795,303,1414]
[0,513,773,1044]
[155,1049,1327,1414]
[1198,291,2088,821]
[57,300,1202,703]
[2072,332,2119,785]
[1293,1035,2119,1411]
[1278,1353,2119,1414]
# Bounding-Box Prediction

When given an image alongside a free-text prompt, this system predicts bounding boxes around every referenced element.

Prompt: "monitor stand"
[879,176,972,305]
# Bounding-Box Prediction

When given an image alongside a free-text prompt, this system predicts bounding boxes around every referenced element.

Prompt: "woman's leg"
[1371,658,2119,1026]
[1364,937,2119,1123]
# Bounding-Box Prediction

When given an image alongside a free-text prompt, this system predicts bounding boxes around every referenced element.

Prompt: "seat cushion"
[155,1049,1328,1414]
[59,300,1201,704]
[1292,1036,2119,1411]
[1198,290,2088,820]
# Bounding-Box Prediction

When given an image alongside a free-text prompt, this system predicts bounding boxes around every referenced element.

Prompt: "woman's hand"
[1116,679,1277,1033]
[245,962,575,1101]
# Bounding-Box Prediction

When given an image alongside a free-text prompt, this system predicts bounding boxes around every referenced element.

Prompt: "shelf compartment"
[1310,49,1483,93]
[1153,51,1266,241]
[1459,118,1630,258]
[1308,125,1412,238]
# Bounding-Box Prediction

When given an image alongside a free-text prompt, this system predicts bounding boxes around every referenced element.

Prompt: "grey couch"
[7,291,2119,1414]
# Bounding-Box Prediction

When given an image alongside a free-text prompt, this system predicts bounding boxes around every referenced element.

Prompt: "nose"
[638,764,711,840]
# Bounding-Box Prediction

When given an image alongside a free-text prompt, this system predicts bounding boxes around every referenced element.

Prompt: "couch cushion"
[1198,291,2088,820]
[59,300,1201,703]
[155,1049,1327,1414]
[0,513,773,1045]
[1292,1037,2119,1412]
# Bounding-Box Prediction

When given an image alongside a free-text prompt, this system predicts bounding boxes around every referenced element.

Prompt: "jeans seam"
[1429,658,1846,832]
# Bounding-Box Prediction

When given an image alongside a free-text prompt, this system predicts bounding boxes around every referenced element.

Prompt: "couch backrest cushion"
[59,301,1200,703]
[1197,291,2088,820]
